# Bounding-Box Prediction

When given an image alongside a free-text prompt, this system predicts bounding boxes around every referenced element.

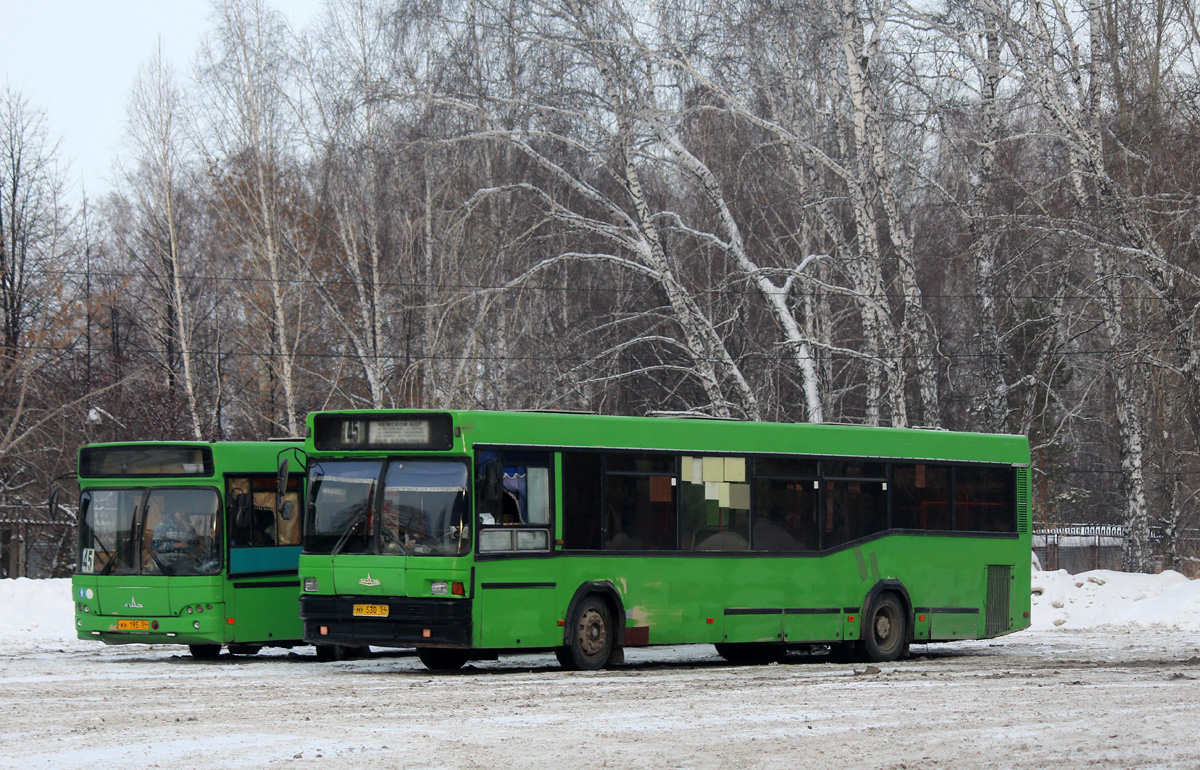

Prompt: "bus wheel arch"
[860,580,911,662]
[558,582,625,670]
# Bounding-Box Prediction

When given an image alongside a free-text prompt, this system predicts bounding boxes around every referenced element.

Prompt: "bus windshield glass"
[77,487,222,576]
[304,459,470,556]
[380,460,470,556]
[305,461,381,554]
[142,489,222,576]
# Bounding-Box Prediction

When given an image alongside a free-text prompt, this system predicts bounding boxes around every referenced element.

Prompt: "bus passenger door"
[473,452,561,649]
[225,474,304,644]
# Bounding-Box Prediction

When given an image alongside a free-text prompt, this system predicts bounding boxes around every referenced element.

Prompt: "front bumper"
[300,594,472,648]
[75,611,226,646]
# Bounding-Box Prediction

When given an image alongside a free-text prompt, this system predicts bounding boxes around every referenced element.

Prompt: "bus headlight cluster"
[431,581,448,595]
[303,578,319,593]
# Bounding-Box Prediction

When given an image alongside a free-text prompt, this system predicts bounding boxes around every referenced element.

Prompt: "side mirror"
[280,499,295,521]
[233,492,253,528]
[276,458,290,503]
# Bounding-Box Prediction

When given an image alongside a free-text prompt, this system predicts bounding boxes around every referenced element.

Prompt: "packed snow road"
[2,629,1198,770]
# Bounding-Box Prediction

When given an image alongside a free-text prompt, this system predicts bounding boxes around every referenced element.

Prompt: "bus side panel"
[225,580,303,645]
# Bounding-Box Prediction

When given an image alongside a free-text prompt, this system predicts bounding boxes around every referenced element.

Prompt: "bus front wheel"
[188,644,221,660]
[862,593,908,662]
[559,596,614,671]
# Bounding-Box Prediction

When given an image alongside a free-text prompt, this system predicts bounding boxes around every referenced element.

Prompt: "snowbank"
[2,569,1200,652]
[0,577,76,648]
[1031,568,1200,633]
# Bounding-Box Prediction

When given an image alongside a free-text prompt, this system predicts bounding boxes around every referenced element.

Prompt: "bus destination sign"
[315,412,454,451]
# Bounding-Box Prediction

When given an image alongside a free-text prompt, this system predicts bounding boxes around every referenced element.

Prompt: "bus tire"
[862,593,907,662]
[417,647,470,671]
[560,595,613,671]
[189,644,221,660]
[715,642,785,664]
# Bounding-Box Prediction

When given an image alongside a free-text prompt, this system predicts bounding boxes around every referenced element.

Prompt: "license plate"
[352,603,389,617]
[117,619,150,631]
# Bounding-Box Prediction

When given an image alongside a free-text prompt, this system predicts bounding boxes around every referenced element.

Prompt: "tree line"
[2,0,1198,576]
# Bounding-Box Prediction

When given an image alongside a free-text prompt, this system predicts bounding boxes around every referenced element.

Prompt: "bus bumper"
[74,611,227,646]
[299,595,472,648]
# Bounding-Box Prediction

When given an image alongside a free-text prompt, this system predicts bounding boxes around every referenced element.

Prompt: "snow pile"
[2,570,1200,651]
[0,577,76,647]
[1031,568,1200,633]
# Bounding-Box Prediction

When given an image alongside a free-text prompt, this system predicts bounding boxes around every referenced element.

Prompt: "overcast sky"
[1,0,323,201]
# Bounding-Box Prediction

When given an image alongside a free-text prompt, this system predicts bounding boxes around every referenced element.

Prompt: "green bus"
[71,440,331,660]
[297,410,1031,670]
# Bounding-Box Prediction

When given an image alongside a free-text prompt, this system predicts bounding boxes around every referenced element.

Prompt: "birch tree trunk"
[127,44,204,439]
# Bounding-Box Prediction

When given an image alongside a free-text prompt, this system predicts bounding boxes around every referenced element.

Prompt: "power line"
[32,266,1174,303]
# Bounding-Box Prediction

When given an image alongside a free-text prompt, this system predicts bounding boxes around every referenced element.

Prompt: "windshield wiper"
[330,507,369,557]
[145,545,175,576]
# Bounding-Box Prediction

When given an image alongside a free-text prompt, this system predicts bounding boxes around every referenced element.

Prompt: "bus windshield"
[78,487,222,577]
[304,459,470,557]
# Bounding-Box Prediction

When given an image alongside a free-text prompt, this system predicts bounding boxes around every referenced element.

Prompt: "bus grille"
[1016,466,1031,533]
[985,564,1012,636]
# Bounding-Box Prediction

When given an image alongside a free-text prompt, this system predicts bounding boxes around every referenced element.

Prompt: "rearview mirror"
[280,499,295,521]
[277,458,290,502]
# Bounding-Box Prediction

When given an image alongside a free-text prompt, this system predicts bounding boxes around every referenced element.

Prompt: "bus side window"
[562,452,602,549]
[680,456,750,551]
[955,466,1017,533]
[823,461,887,549]
[892,464,951,530]
[604,453,676,551]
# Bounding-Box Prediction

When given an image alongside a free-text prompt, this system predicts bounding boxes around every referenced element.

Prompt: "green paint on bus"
[297,410,1032,670]
[71,440,313,659]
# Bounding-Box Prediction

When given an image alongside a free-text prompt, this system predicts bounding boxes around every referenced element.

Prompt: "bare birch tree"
[121,42,204,439]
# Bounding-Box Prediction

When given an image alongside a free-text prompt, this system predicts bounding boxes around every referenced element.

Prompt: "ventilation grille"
[985,564,1013,636]
[1016,466,1031,534]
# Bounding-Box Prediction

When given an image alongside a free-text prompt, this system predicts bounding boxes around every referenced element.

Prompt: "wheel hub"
[875,614,892,641]
[578,609,607,656]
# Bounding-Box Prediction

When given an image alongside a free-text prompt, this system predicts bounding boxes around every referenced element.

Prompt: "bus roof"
[306,410,1030,466]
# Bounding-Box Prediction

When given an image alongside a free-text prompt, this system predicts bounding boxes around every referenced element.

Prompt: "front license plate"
[353,603,389,617]
[117,619,150,631]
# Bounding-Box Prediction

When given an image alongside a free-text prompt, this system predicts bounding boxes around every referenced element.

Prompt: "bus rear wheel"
[417,648,470,671]
[862,593,907,662]
[188,644,221,660]
[559,596,613,671]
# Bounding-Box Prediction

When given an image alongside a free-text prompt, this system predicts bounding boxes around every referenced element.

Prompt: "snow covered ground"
[2,569,1199,769]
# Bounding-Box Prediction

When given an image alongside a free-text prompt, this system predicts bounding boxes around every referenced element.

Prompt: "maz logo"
[359,574,381,587]
[125,597,143,608]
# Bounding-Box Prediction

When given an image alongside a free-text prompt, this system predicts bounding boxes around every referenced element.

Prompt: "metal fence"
[1034,526,1126,573]
[1,503,77,578]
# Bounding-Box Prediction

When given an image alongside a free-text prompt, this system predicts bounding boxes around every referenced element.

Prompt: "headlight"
[303,577,319,593]
[430,581,449,595]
